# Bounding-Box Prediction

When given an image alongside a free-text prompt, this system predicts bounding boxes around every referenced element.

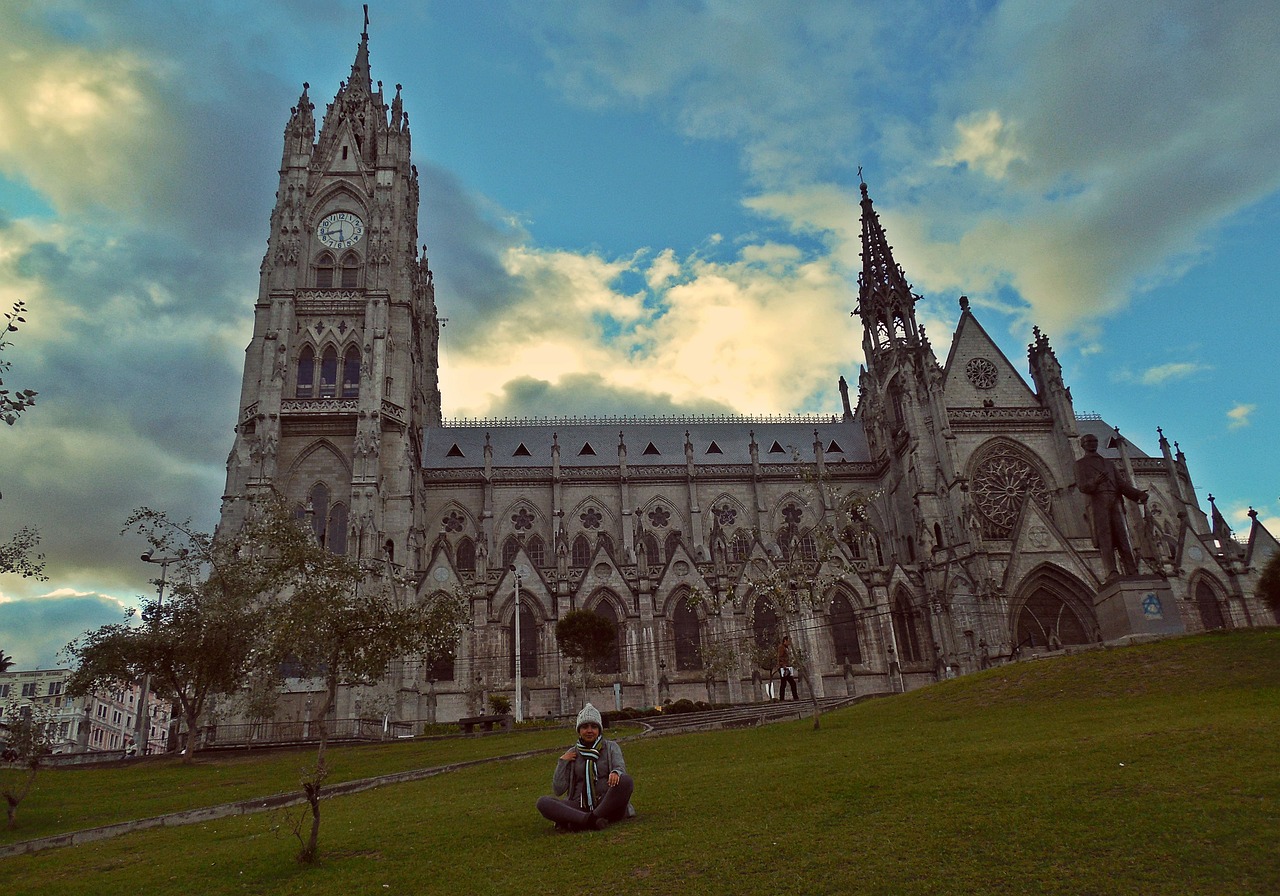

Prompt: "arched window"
[753,595,780,655]
[425,620,456,681]
[730,530,753,562]
[308,482,330,544]
[572,534,592,567]
[315,252,336,288]
[319,346,338,398]
[672,600,702,671]
[341,346,360,398]
[300,482,350,557]
[778,528,795,560]
[592,600,622,674]
[502,535,520,568]
[664,531,682,563]
[456,537,475,572]
[1194,580,1226,631]
[891,591,923,664]
[796,531,818,562]
[296,346,315,398]
[340,252,360,289]
[327,503,348,555]
[829,592,861,665]
[509,603,539,678]
[642,533,660,565]
[526,535,546,568]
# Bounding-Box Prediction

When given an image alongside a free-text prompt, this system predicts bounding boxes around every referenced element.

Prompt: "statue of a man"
[1075,433,1148,579]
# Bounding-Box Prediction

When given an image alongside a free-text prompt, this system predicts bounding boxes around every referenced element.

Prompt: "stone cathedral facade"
[221,26,1278,726]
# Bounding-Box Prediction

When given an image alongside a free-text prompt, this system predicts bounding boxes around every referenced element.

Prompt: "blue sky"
[1,0,1277,670]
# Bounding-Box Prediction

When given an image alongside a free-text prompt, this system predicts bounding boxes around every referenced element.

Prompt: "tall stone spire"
[855,177,923,370]
[349,5,373,96]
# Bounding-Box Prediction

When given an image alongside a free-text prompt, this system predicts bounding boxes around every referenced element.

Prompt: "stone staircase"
[634,695,869,735]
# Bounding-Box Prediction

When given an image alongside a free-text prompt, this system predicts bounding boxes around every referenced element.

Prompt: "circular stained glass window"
[965,357,998,390]
[971,445,1050,538]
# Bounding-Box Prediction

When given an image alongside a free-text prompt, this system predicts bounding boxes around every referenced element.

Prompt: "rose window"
[782,503,804,527]
[511,508,534,531]
[442,511,464,533]
[965,357,998,390]
[971,446,1051,538]
[580,508,602,529]
[715,505,737,526]
[647,506,671,528]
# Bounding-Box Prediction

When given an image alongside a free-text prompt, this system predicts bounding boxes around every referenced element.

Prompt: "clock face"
[316,212,365,250]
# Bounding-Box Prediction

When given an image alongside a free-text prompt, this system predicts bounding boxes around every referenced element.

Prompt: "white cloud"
[938,110,1024,180]
[1227,403,1256,430]
[0,16,182,221]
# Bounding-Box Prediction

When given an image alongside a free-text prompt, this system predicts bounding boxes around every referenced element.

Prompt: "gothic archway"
[1193,577,1227,631]
[586,591,624,674]
[1010,565,1098,650]
[828,589,863,665]
[670,594,702,671]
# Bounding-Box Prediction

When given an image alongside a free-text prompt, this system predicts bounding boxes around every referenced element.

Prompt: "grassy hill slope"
[4,629,1278,895]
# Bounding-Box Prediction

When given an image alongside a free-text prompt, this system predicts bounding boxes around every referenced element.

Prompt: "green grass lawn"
[3,629,1278,895]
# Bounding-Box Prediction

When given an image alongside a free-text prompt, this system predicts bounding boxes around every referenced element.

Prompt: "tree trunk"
[298,676,335,863]
[183,707,200,764]
[798,662,822,730]
[3,766,38,829]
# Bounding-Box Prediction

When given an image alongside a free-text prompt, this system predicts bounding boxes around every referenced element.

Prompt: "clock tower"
[220,19,441,570]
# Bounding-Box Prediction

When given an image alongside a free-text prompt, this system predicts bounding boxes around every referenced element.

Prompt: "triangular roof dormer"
[1001,498,1099,591]
[322,119,365,174]
[941,300,1038,408]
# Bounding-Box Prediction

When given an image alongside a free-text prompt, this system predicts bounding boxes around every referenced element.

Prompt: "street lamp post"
[137,549,185,755]
[510,565,524,723]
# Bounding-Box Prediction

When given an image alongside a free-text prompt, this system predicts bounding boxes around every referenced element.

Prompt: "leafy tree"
[0,650,13,673]
[0,527,47,580]
[1,700,54,829]
[250,500,467,864]
[0,303,46,580]
[1,300,37,426]
[555,609,618,693]
[1258,551,1280,612]
[65,509,264,762]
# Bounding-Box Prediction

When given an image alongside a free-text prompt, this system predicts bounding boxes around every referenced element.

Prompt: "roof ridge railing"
[438,412,844,427]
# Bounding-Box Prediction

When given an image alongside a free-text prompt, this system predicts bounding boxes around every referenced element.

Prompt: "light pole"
[137,549,185,755]
[510,564,524,723]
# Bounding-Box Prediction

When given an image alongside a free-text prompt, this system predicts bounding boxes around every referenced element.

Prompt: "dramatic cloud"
[0,1,1275,673]
[0,590,133,670]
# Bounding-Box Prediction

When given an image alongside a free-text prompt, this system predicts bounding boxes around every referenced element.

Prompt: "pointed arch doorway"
[1011,565,1098,651]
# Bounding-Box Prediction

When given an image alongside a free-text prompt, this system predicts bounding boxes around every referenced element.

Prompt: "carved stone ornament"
[965,357,998,390]
[971,445,1051,538]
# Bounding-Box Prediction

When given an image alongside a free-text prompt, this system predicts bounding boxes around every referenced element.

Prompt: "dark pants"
[780,673,797,700]
[536,774,634,830]
[1091,493,1138,576]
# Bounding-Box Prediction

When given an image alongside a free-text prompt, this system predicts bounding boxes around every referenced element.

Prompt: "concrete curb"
[0,745,561,859]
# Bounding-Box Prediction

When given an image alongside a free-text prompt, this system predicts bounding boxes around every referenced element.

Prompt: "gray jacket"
[551,738,633,814]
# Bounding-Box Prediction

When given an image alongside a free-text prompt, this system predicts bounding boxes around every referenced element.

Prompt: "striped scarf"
[576,739,602,809]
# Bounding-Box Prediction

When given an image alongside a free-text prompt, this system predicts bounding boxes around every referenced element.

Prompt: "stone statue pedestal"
[1093,575,1184,641]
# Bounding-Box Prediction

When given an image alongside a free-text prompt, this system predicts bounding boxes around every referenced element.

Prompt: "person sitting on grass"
[536,703,635,831]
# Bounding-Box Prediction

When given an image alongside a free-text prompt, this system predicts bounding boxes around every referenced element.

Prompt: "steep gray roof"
[422,417,870,470]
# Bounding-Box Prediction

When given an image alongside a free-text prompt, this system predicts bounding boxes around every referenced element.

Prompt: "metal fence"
[197,717,418,748]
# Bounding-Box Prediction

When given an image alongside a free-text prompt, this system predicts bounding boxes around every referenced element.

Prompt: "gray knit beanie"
[576,703,603,731]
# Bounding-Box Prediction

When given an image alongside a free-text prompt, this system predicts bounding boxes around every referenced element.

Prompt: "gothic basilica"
[220,25,1278,726]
